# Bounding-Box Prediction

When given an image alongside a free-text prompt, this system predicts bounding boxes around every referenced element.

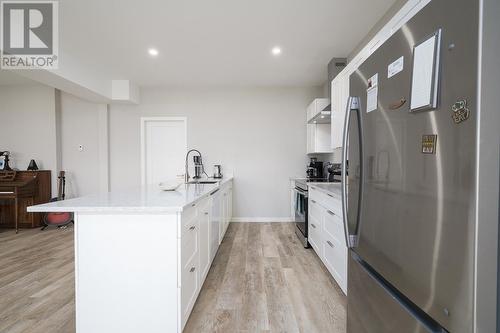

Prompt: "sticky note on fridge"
[366,73,378,112]
[410,30,441,111]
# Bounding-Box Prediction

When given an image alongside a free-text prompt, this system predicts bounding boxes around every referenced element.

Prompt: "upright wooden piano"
[0,170,51,232]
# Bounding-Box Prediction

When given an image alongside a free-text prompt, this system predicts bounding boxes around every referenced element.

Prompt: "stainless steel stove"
[293,177,332,248]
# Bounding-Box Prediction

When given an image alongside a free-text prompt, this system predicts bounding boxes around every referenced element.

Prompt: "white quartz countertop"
[308,182,342,199]
[27,176,233,214]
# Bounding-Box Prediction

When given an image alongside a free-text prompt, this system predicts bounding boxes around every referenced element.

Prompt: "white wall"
[109,86,322,220]
[0,84,59,193]
[59,92,108,198]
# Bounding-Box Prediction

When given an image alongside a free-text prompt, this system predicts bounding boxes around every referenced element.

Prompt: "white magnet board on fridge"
[410,29,441,111]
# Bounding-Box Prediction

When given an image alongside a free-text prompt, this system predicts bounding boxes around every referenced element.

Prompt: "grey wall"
[0,84,59,192]
[109,86,322,220]
[59,92,105,197]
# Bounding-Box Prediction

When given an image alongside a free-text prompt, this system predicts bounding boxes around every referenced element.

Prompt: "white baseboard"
[230,217,294,223]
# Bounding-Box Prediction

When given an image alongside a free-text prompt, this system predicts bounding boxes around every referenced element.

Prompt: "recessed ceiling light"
[271,46,282,56]
[148,48,159,57]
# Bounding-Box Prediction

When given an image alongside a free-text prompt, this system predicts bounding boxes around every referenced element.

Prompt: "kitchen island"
[28,177,233,333]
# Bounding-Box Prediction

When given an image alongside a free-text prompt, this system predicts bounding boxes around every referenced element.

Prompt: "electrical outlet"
[78,145,84,152]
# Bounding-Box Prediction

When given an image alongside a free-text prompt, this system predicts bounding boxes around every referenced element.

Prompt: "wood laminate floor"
[0,223,346,333]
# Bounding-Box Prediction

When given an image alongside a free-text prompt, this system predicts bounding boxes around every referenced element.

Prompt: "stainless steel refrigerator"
[342,0,478,332]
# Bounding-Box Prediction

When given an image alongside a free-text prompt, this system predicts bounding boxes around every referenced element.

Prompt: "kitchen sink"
[187,180,219,184]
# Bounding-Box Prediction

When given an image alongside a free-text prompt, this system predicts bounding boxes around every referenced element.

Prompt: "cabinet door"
[181,251,199,329]
[308,199,323,256]
[323,234,347,294]
[198,202,210,281]
[331,73,350,149]
[210,193,221,260]
[227,187,233,222]
[306,124,315,154]
[219,191,226,242]
[222,190,230,235]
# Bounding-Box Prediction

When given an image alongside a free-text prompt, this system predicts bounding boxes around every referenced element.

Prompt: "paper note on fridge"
[410,30,441,111]
[366,73,378,112]
[388,56,404,78]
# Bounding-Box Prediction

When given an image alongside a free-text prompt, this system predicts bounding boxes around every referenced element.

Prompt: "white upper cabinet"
[307,98,333,154]
[330,72,350,149]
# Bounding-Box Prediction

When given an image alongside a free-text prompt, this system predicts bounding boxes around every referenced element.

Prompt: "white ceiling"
[4,0,398,88]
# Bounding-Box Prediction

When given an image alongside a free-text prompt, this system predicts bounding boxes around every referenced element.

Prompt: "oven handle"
[293,187,308,198]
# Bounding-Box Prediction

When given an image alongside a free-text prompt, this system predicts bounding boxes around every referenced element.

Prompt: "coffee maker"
[306,157,323,180]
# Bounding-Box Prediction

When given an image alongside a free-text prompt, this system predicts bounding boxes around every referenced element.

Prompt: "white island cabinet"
[28,177,233,333]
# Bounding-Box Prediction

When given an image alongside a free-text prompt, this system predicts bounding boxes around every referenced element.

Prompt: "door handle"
[342,96,363,248]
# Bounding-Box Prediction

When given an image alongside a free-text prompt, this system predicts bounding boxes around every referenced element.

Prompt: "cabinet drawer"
[197,198,210,216]
[323,234,347,293]
[182,206,199,238]
[324,208,345,247]
[308,214,322,257]
[323,235,346,285]
[181,220,198,269]
[309,186,341,215]
[308,198,322,222]
[181,253,199,326]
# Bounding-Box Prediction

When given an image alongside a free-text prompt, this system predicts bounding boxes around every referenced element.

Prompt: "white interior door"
[141,117,187,185]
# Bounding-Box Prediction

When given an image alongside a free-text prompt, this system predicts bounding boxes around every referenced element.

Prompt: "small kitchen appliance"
[213,165,223,179]
[306,157,323,180]
[327,162,344,182]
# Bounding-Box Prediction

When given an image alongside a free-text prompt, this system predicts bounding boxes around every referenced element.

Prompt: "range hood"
[307,110,331,124]
[323,57,347,111]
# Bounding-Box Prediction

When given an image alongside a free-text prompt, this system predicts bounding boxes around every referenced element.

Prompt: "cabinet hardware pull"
[327,240,334,248]
[327,210,335,216]
[310,186,316,189]
[204,212,209,215]
[311,199,316,203]
[327,194,334,198]
[210,189,219,195]
[311,223,316,228]
[189,226,196,231]
[191,203,196,207]
[190,267,196,273]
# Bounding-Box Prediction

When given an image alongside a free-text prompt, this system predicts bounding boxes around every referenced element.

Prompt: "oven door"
[294,187,309,247]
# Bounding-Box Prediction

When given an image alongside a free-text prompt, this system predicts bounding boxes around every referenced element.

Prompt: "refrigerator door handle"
[342,96,362,248]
